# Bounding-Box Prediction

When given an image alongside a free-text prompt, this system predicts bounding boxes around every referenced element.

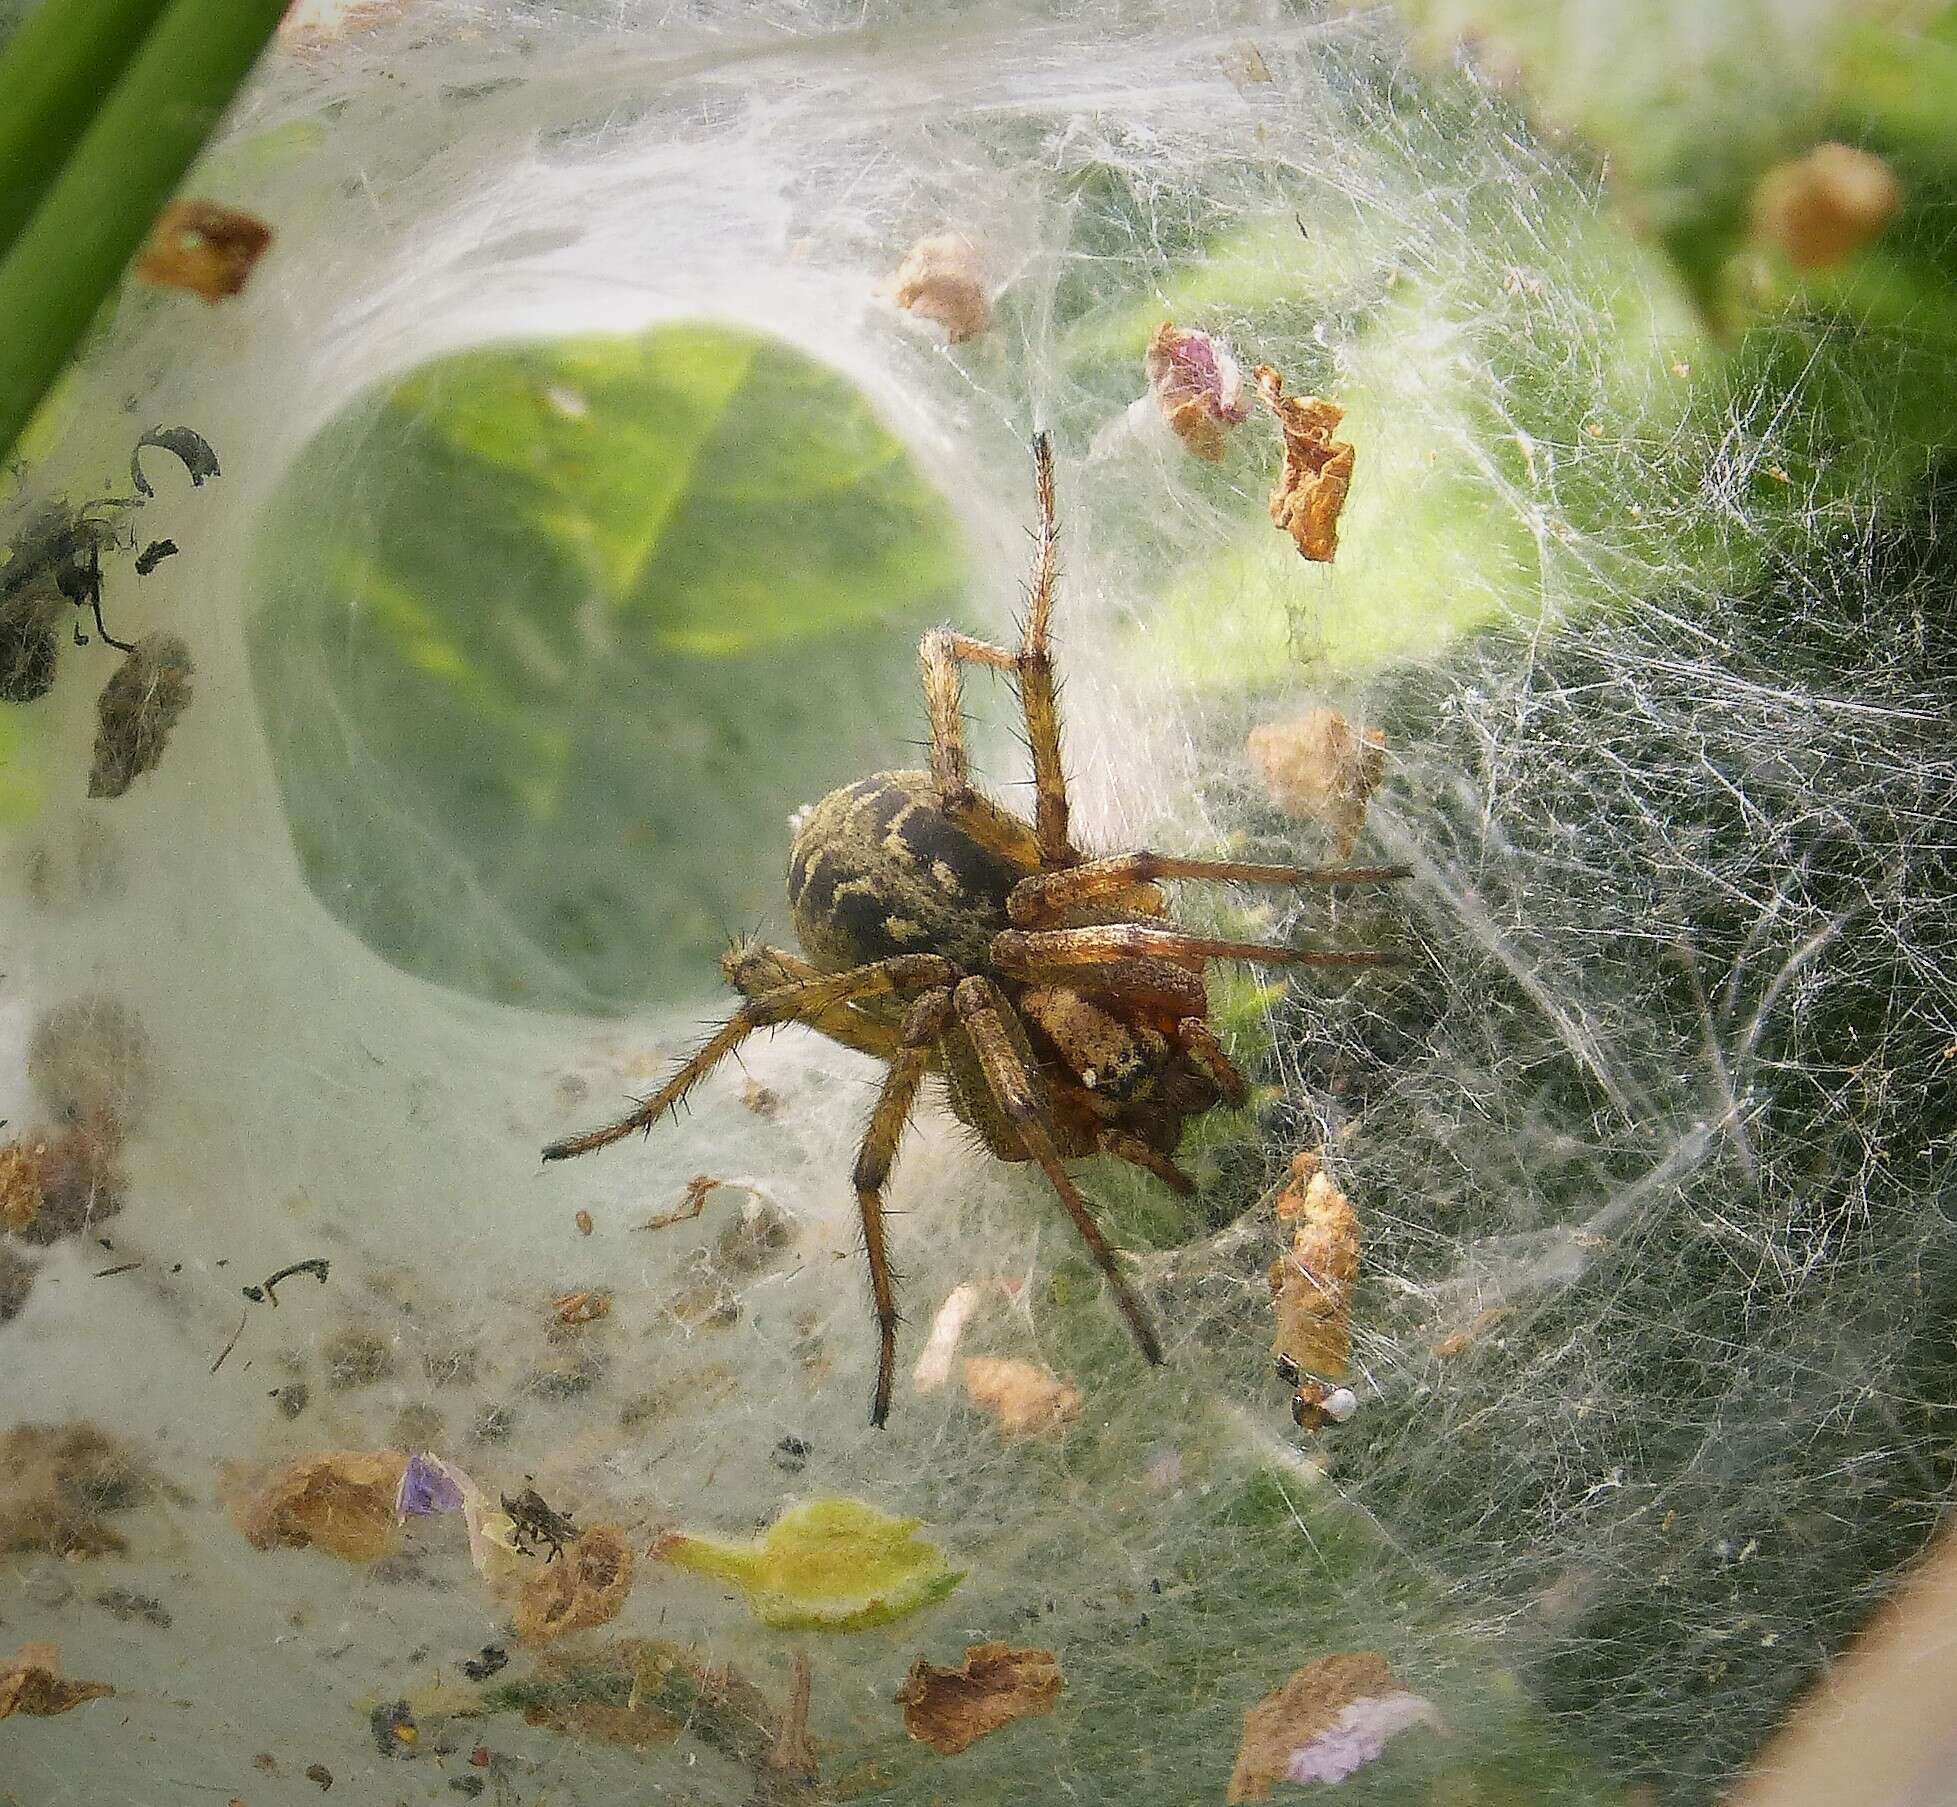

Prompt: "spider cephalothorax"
[544,435,1405,1425]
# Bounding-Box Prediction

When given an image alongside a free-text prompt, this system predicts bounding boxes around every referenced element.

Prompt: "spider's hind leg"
[852,988,955,1427]
[954,975,1165,1369]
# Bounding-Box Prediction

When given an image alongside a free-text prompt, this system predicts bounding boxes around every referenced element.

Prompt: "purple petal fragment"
[396,1452,464,1518]
[1283,1692,1440,1785]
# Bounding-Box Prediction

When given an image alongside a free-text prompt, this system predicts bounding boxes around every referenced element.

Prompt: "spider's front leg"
[919,431,1077,867]
[1007,851,1410,926]
[953,974,1165,1370]
[852,988,955,1427]
[541,953,954,1161]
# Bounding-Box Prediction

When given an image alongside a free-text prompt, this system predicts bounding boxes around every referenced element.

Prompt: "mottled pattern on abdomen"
[788,771,1028,972]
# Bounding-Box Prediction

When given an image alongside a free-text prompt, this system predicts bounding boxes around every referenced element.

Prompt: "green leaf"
[249,322,970,1013]
[652,1496,966,1632]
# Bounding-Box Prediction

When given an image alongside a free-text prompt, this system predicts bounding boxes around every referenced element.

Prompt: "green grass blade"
[0,0,176,258]
[0,0,291,467]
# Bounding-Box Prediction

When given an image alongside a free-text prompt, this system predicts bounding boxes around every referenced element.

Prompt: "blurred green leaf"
[249,322,970,1013]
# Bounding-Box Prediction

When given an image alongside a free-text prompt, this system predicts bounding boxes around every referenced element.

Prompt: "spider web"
[1,3,1952,1805]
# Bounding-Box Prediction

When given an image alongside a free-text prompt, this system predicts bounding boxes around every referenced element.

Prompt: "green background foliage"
[249,323,972,1012]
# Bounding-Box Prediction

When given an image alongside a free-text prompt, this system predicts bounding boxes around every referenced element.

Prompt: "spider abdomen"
[788,770,1037,972]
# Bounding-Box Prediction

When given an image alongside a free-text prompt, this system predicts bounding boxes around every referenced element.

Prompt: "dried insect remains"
[544,436,1406,1424]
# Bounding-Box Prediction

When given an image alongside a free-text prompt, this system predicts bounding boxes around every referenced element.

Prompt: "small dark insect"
[134,539,178,576]
[242,1256,331,1305]
[501,1484,577,1562]
[543,435,1408,1426]
[460,1644,509,1682]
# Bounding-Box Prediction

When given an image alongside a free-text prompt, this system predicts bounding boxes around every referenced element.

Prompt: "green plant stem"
[0,0,291,467]
[0,0,176,260]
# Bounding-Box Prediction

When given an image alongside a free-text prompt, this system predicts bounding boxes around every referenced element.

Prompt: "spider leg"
[1099,1128,1197,1197]
[1016,431,1071,866]
[721,940,901,1060]
[1174,1016,1250,1106]
[994,924,1405,983]
[542,953,954,1161]
[918,432,1078,868]
[954,975,1164,1368]
[852,988,954,1427]
[1008,851,1408,925]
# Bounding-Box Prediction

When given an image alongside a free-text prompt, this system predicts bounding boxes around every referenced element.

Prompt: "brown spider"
[543,435,1406,1426]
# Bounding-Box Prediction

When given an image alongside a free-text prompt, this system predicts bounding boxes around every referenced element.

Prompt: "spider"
[543,434,1407,1426]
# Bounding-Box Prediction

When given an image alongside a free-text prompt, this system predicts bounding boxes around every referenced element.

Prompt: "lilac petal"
[1283,1692,1440,1785]
[396,1451,465,1518]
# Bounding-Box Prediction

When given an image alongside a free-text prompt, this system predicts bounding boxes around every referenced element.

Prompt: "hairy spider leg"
[1008,851,1409,925]
[993,923,1406,982]
[541,954,955,1161]
[954,975,1165,1368]
[852,988,955,1427]
[1173,1016,1249,1106]
[918,431,1078,868]
[1099,1128,1197,1196]
[721,939,902,1059]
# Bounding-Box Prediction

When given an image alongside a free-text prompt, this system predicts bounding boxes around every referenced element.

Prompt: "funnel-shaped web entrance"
[248,323,970,1013]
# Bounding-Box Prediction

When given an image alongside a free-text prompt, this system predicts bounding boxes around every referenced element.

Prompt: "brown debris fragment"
[639,1172,718,1233]
[574,1209,594,1237]
[4,1121,125,1245]
[136,200,273,302]
[0,1138,42,1232]
[1754,142,1900,271]
[1233,1652,1439,1793]
[0,587,61,704]
[89,632,194,798]
[281,0,414,46]
[0,1643,113,1719]
[513,1524,636,1645]
[1144,323,1251,460]
[30,993,156,1136]
[304,1762,334,1790]
[1254,366,1355,562]
[768,1650,818,1781]
[961,1356,1082,1437]
[741,1078,782,1118]
[883,234,990,343]
[551,1288,610,1326]
[1268,1151,1360,1384]
[1229,1652,1395,1801]
[517,1639,778,1754]
[1245,706,1387,858]
[226,1449,408,1562]
[0,1421,154,1557]
[896,1642,1064,1755]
